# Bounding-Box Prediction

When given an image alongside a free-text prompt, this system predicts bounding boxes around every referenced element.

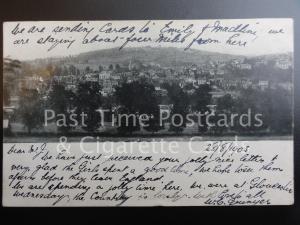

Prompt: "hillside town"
[20,53,293,96]
[3,50,293,137]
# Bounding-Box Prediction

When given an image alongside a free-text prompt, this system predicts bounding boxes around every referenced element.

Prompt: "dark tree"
[3,86,10,106]
[211,94,235,135]
[18,89,43,134]
[62,66,69,76]
[231,88,270,134]
[165,83,189,133]
[69,64,77,75]
[114,80,162,134]
[217,94,234,112]
[191,84,212,133]
[114,81,141,134]
[85,66,91,73]
[98,65,103,73]
[48,83,76,134]
[3,58,21,73]
[115,64,121,73]
[76,82,102,133]
[53,66,62,76]
[3,57,21,105]
[264,88,292,134]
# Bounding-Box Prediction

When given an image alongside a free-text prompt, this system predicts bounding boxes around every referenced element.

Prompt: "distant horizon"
[4,46,294,63]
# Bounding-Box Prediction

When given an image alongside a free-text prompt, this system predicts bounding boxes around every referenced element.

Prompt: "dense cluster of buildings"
[5,55,293,109]
[3,55,293,133]
[47,56,292,98]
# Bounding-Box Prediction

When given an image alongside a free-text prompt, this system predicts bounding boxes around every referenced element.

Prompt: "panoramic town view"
[3,47,293,141]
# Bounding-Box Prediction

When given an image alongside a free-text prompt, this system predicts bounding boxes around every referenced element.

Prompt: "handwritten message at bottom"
[3,141,293,206]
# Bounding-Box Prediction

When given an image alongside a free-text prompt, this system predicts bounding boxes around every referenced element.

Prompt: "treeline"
[14,79,292,136]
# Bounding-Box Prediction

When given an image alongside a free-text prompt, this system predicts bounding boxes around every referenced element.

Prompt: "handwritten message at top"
[3,19,293,59]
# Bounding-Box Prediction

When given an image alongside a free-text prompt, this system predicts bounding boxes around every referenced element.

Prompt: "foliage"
[164,83,189,133]
[18,89,43,134]
[48,83,76,133]
[76,82,102,132]
[191,84,212,133]
[3,57,22,105]
[115,80,162,134]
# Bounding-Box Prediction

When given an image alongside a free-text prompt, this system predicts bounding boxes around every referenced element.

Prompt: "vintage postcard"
[2,19,294,206]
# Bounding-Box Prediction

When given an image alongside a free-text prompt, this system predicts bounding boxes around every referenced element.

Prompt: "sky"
[3,19,293,61]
